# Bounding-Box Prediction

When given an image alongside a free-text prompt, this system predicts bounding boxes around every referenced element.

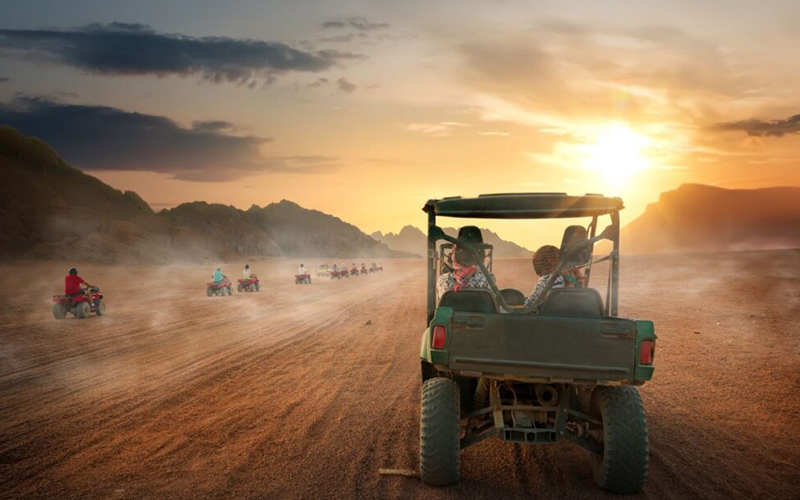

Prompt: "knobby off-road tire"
[420,377,461,486]
[52,303,66,320]
[255,282,260,291]
[590,386,649,494]
[75,301,90,319]
[472,377,489,411]
[206,288,214,297]
[238,284,244,292]
[95,299,106,316]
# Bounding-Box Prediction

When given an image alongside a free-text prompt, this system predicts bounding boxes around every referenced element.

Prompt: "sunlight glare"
[582,125,651,186]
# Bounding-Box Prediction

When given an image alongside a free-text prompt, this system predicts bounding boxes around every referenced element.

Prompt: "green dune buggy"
[418,193,656,494]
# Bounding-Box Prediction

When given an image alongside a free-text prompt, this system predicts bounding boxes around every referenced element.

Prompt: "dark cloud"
[308,77,329,89]
[337,77,356,93]
[0,77,10,83]
[713,114,800,137]
[0,22,364,85]
[191,120,234,132]
[322,16,389,31]
[0,96,336,181]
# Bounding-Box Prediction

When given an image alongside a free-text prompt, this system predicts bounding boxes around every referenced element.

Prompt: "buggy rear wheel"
[588,386,649,494]
[52,303,66,320]
[95,299,106,316]
[419,377,461,486]
[75,301,90,319]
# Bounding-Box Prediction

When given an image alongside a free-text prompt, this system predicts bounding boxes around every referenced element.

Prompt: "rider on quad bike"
[243,263,254,279]
[65,267,95,307]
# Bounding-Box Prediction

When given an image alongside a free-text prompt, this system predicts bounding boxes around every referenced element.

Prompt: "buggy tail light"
[431,325,447,350]
[639,340,655,365]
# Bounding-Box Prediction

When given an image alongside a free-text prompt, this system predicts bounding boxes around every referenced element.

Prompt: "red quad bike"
[207,278,233,296]
[52,287,105,319]
[360,266,368,275]
[238,276,260,292]
[350,267,359,277]
[295,273,312,285]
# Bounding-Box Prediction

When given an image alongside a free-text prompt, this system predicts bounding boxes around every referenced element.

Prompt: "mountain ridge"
[0,125,412,263]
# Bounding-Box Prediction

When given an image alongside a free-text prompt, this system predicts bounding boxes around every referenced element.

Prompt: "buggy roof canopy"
[423,193,624,219]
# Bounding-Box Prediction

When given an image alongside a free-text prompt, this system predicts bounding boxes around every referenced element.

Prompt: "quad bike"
[207,277,233,296]
[418,193,655,494]
[360,266,369,275]
[376,264,383,272]
[350,267,359,277]
[318,265,333,278]
[295,273,312,285]
[237,276,260,292]
[52,287,106,319]
[369,264,377,273]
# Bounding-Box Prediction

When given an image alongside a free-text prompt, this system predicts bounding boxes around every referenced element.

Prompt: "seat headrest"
[540,288,604,318]
[560,225,591,267]
[500,288,526,306]
[439,289,497,314]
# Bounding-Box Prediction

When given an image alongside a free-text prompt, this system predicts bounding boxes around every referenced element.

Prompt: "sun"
[582,125,651,186]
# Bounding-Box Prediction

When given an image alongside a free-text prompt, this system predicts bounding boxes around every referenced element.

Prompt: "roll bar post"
[426,209,437,324]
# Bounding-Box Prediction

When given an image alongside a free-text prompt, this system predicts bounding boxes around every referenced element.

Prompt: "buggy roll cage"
[423,193,624,323]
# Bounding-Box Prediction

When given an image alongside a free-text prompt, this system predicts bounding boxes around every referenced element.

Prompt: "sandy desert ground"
[1,251,799,500]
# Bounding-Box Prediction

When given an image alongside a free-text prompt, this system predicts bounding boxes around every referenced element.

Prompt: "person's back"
[65,270,85,295]
[524,245,576,309]
[437,226,494,297]
[298,264,308,275]
[243,264,253,279]
[212,268,225,283]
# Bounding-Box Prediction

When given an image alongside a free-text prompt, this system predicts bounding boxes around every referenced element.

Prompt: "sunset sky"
[1,0,799,248]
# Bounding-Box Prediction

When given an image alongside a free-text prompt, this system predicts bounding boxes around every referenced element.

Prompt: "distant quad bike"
[52,287,106,319]
[237,276,260,292]
[418,193,656,494]
[376,264,383,272]
[318,265,332,278]
[207,278,233,296]
[350,267,359,277]
[369,263,377,273]
[295,273,312,285]
[360,265,368,275]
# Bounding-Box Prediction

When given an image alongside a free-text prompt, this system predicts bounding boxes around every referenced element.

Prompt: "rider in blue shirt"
[212,268,225,283]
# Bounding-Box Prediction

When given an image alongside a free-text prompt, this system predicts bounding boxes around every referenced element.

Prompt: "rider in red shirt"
[65,267,94,305]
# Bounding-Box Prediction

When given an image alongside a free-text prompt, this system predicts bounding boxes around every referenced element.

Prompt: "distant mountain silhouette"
[622,184,800,254]
[372,224,532,258]
[0,125,411,262]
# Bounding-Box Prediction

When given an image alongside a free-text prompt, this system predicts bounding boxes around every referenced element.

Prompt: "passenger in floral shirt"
[525,245,582,308]
[437,226,495,297]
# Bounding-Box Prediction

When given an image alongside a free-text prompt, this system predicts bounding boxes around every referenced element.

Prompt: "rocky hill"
[0,126,410,263]
[622,184,800,254]
[372,224,532,258]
